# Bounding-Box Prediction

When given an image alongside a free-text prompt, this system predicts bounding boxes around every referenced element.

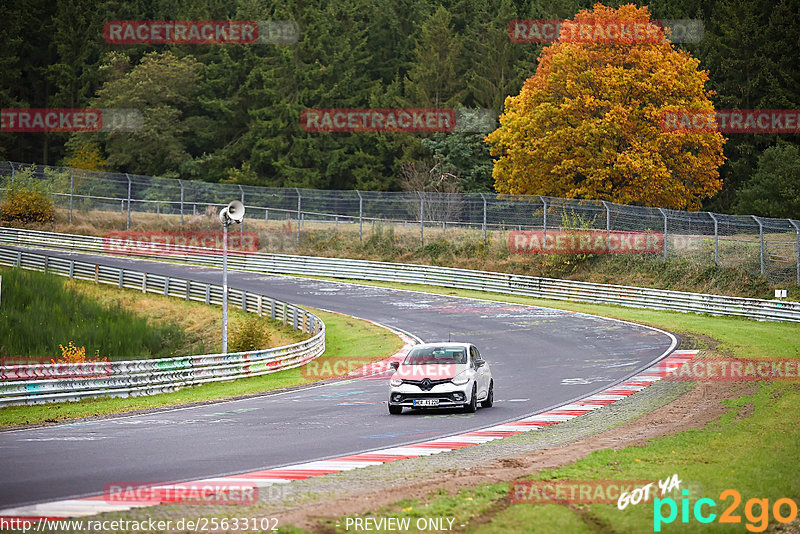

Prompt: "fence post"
[178,179,184,229]
[295,187,301,243]
[602,201,610,234]
[478,193,488,245]
[658,208,668,261]
[69,169,74,224]
[708,212,719,266]
[9,162,14,186]
[356,190,363,241]
[125,173,131,230]
[789,219,800,285]
[417,191,424,245]
[752,215,765,276]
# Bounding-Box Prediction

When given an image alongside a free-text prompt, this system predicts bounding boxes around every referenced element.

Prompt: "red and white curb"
[0,350,697,521]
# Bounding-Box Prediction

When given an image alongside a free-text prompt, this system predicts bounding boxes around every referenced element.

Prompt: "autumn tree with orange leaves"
[486,4,725,210]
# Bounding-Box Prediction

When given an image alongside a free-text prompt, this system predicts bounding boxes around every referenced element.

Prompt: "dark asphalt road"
[0,249,676,508]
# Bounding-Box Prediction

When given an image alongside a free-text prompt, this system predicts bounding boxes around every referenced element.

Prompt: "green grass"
[282,277,800,534]
[0,267,189,360]
[0,308,404,427]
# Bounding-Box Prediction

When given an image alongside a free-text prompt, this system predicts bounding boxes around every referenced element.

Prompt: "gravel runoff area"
[37,365,709,533]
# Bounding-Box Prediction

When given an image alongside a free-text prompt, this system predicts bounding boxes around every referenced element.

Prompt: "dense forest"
[1,0,798,216]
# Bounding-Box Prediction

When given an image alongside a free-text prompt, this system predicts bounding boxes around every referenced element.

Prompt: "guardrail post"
[602,201,610,234]
[658,207,668,261]
[480,193,487,245]
[43,256,49,273]
[69,260,74,279]
[205,284,210,305]
[417,191,424,245]
[283,303,287,325]
[142,272,147,293]
[708,212,719,266]
[356,190,363,241]
[257,295,263,316]
[241,290,247,312]
[293,307,298,330]
[118,271,123,288]
[16,251,21,268]
[164,277,170,296]
[790,219,800,285]
[94,264,99,284]
[752,215,765,276]
[271,300,276,319]
[302,312,306,332]
[185,280,190,301]
[265,207,269,223]
[295,188,301,243]
[178,179,184,229]
[125,173,131,230]
[69,169,74,224]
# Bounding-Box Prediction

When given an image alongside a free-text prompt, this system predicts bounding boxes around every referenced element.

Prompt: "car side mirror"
[390,361,400,370]
[475,359,485,368]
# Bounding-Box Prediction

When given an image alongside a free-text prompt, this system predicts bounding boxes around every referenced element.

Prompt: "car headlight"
[390,376,403,387]
[451,371,470,386]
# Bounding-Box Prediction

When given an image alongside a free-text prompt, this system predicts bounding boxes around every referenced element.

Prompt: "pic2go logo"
[654,489,798,532]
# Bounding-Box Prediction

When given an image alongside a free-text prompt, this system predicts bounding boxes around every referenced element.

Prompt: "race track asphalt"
[0,248,676,508]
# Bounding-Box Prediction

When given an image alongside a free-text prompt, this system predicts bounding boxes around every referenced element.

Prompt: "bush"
[0,188,55,223]
[229,316,271,353]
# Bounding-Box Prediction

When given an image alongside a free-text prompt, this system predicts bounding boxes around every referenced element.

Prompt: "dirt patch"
[277,379,755,531]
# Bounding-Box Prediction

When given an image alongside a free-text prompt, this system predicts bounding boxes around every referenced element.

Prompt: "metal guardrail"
[2,227,798,323]
[0,246,325,406]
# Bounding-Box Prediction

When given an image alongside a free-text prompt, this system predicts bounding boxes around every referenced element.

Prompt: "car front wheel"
[481,381,494,408]
[464,384,478,413]
[389,404,403,415]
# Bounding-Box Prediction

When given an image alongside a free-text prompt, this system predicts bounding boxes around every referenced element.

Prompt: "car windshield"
[403,346,467,365]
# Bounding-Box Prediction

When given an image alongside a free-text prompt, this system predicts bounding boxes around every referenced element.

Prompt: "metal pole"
[125,173,131,230]
[295,188,301,243]
[239,185,245,238]
[69,169,74,224]
[178,179,184,228]
[602,201,610,234]
[789,219,800,285]
[222,221,229,354]
[356,190,363,241]
[708,212,719,266]
[752,215,764,276]
[480,193,487,245]
[542,197,548,238]
[417,191,424,245]
[658,208,668,261]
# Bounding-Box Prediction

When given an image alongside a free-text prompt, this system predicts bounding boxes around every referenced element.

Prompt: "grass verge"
[0,308,404,428]
[280,277,799,534]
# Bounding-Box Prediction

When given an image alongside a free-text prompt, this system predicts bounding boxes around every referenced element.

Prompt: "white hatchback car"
[387,342,493,414]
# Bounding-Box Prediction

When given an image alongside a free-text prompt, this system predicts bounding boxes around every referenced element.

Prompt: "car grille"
[402,378,452,391]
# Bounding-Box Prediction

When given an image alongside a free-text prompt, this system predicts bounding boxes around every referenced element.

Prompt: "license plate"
[413,399,439,407]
